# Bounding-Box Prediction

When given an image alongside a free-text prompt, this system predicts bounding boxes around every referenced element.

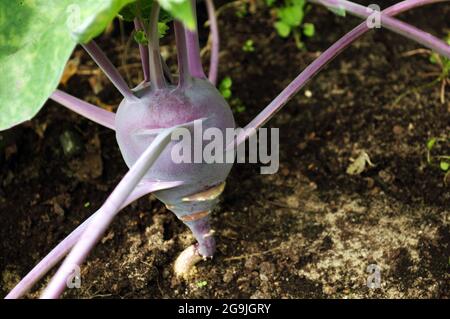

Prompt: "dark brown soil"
[1,1,449,299]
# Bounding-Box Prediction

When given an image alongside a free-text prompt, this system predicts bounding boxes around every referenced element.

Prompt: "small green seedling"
[395,32,450,105]
[426,137,450,184]
[242,39,255,52]
[267,0,315,49]
[219,77,246,113]
[196,280,208,288]
[219,76,233,99]
[428,33,450,103]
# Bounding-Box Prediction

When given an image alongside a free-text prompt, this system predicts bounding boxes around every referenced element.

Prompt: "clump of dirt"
[0,2,449,298]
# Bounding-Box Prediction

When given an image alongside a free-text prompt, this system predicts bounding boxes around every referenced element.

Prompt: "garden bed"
[0,1,448,298]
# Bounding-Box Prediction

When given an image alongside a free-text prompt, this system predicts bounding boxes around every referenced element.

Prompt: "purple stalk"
[206,0,219,85]
[174,21,193,87]
[134,18,173,85]
[161,55,175,84]
[82,41,136,101]
[147,2,167,89]
[185,216,216,257]
[40,123,192,299]
[50,90,116,130]
[185,0,207,79]
[5,180,182,299]
[134,18,151,82]
[231,0,448,148]
[310,0,450,58]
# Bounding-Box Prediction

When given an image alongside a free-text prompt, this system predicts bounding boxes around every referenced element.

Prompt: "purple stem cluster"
[133,18,151,82]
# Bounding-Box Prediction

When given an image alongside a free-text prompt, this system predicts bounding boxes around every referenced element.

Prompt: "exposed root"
[174,245,203,278]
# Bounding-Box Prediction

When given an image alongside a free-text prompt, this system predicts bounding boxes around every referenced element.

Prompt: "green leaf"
[429,53,438,64]
[277,5,304,27]
[119,0,153,21]
[69,0,136,43]
[219,77,233,99]
[222,89,232,99]
[0,0,134,131]
[427,138,437,151]
[157,0,195,30]
[274,21,291,38]
[158,22,170,38]
[220,77,232,90]
[120,0,172,23]
[134,30,148,44]
[302,22,315,37]
[242,39,255,52]
[292,0,306,6]
[196,280,207,288]
[440,161,450,171]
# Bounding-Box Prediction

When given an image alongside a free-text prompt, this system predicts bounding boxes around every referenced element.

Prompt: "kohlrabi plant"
[1,0,450,299]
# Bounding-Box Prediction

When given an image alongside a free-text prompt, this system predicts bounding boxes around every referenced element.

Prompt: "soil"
[1,1,449,299]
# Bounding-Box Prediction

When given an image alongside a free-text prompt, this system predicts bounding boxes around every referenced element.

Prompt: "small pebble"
[393,125,404,135]
[244,257,258,270]
[259,273,269,281]
[59,130,82,157]
[223,269,234,283]
[378,170,393,183]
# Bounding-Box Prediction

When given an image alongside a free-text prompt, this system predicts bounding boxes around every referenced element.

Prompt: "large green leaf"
[157,0,195,30]
[70,0,136,43]
[0,0,135,131]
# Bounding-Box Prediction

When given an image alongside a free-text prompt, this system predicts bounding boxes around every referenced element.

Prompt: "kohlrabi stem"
[40,123,192,299]
[185,216,216,257]
[82,41,137,101]
[231,0,448,148]
[310,0,450,58]
[185,0,207,79]
[147,2,167,90]
[134,18,151,82]
[174,21,193,87]
[161,55,175,84]
[174,215,216,276]
[135,18,173,84]
[50,90,116,130]
[206,0,219,86]
[5,180,183,299]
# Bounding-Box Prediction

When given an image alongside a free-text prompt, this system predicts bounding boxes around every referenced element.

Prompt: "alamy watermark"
[366,264,381,289]
[366,4,381,29]
[170,120,280,175]
[66,264,81,289]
